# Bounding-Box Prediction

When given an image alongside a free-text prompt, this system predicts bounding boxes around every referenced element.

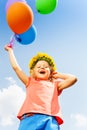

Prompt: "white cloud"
[70,113,87,128]
[0,77,25,126]
[5,77,16,84]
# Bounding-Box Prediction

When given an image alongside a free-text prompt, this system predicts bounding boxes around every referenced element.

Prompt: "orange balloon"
[6,2,34,34]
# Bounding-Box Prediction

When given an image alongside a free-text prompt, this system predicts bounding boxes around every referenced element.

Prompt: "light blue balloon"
[15,25,37,45]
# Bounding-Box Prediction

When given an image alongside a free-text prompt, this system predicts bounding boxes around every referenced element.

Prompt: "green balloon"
[35,0,58,14]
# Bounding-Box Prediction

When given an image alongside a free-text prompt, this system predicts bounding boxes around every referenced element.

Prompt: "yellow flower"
[29,52,56,71]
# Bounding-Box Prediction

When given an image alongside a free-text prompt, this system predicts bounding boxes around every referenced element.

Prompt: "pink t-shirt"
[17,77,64,125]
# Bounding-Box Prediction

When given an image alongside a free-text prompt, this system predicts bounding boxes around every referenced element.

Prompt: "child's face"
[32,60,51,80]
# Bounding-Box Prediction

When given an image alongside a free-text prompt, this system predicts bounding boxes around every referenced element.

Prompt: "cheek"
[33,70,39,77]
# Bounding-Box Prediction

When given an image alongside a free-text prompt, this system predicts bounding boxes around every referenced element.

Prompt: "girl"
[5,45,77,130]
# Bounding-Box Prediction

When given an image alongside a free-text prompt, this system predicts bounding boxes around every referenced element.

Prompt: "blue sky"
[0,0,87,130]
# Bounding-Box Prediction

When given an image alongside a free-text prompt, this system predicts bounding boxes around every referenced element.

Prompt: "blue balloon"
[15,25,37,45]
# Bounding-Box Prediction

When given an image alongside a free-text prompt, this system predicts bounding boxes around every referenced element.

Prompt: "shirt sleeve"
[58,89,63,96]
[26,77,31,87]
[55,80,63,96]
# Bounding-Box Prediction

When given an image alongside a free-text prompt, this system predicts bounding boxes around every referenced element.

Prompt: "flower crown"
[29,52,56,71]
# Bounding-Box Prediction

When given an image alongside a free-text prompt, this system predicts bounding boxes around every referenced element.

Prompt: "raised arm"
[4,45,28,86]
[52,72,77,91]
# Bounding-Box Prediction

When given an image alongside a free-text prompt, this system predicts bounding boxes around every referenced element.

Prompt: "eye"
[45,66,49,68]
[37,66,41,68]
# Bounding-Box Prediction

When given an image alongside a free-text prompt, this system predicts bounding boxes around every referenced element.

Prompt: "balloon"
[6,2,34,34]
[6,0,27,13]
[15,25,37,45]
[35,0,58,14]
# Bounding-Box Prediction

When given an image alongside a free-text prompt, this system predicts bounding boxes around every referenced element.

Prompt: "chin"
[37,76,47,80]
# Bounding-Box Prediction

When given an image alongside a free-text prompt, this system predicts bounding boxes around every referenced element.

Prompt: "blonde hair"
[29,52,56,72]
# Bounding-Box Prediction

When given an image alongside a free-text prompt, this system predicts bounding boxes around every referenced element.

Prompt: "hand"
[51,71,59,79]
[4,44,13,51]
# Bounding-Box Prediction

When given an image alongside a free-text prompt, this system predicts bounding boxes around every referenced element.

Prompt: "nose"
[40,66,44,69]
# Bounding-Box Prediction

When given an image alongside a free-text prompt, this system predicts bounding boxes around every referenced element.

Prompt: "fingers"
[52,71,58,79]
[4,44,13,51]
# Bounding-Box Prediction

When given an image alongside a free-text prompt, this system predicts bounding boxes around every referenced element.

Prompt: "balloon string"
[8,34,15,48]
